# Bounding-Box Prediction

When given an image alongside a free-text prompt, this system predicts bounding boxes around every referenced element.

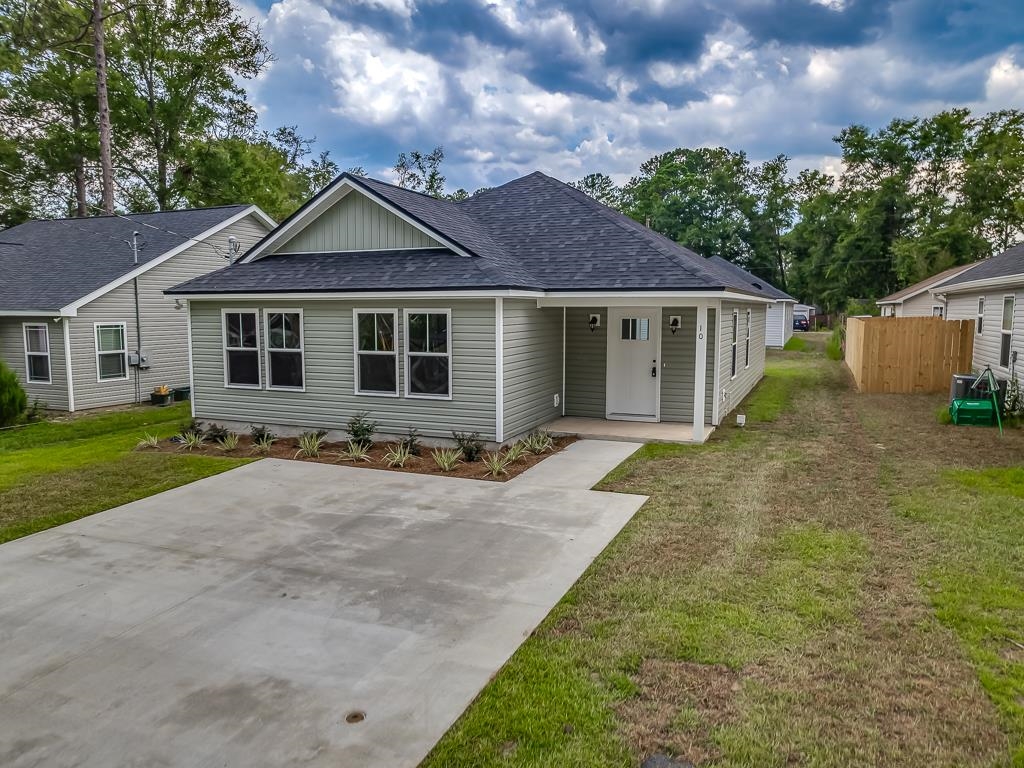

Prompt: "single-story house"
[705,256,795,348]
[167,171,779,444]
[877,263,979,318]
[0,205,273,411]
[938,243,1022,384]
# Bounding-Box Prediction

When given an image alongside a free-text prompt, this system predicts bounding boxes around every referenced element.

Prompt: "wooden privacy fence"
[845,316,975,394]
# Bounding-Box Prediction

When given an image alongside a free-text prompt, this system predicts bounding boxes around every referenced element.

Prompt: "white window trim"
[23,323,52,385]
[977,297,985,335]
[1000,294,1015,369]
[744,309,751,369]
[730,309,739,380]
[221,308,262,390]
[404,308,453,401]
[263,308,306,391]
[94,322,129,383]
[353,308,400,398]
[931,305,945,318]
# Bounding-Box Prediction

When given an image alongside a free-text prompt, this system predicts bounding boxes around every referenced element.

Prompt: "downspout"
[495,297,504,444]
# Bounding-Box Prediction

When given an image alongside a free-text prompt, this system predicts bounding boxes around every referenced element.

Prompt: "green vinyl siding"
[564,307,607,418]
[0,317,70,410]
[502,300,562,439]
[189,299,497,440]
[659,307,716,425]
[277,190,442,253]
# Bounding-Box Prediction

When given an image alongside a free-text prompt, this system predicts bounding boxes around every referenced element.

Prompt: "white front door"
[606,307,661,421]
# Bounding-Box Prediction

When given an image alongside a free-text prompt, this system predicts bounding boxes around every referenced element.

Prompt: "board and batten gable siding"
[276,190,442,253]
[564,307,607,418]
[946,288,1023,378]
[189,299,497,439]
[718,301,767,420]
[659,307,716,425]
[502,301,562,439]
[0,317,70,410]
[68,213,270,410]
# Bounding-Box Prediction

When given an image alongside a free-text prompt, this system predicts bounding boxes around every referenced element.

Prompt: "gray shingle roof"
[169,172,781,299]
[0,205,252,312]
[704,255,794,301]
[940,243,1024,289]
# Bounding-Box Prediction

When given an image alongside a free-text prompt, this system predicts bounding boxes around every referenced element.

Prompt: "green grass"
[0,404,246,544]
[896,467,1024,761]
[825,327,843,360]
[738,357,824,425]
[782,336,808,352]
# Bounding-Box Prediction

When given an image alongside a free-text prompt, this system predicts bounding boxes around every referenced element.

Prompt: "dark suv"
[793,315,810,331]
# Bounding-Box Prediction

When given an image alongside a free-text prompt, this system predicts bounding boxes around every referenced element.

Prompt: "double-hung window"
[745,310,751,368]
[1001,296,1015,368]
[355,310,398,395]
[406,310,451,398]
[265,310,304,389]
[977,297,985,335]
[730,310,738,378]
[23,324,51,383]
[224,310,260,387]
[95,323,127,381]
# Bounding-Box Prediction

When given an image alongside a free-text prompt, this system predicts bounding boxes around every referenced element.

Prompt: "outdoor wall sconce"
[668,315,681,334]
[588,313,600,332]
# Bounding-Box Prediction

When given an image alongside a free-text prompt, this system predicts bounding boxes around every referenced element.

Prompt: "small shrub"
[337,440,372,462]
[217,433,240,451]
[482,451,511,477]
[26,398,46,422]
[825,326,843,361]
[250,424,276,443]
[523,430,554,454]
[136,433,160,449]
[1005,376,1024,418]
[204,423,229,442]
[251,434,275,455]
[295,430,328,458]
[432,447,462,472]
[936,405,953,425]
[383,442,412,467]
[180,419,204,438]
[177,431,205,451]
[0,362,28,426]
[347,411,377,448]
[399,428,422,456]
[504,441,528,463]
[452,431,484,462]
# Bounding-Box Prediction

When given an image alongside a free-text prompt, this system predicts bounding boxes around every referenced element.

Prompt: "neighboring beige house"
[0,205,273,411]
[877,263,979,318]
[168,171,779,445]
[938,243,1023,384]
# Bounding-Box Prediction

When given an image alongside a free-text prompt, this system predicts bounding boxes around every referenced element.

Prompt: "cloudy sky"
[239,0,1024,192]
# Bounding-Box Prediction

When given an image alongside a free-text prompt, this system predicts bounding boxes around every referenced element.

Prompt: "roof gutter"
[936,273,1024,296]
[0,309,70,317]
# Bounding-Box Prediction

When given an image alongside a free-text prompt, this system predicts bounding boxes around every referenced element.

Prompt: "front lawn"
[0,404,248,544]
[425,339,1024,766]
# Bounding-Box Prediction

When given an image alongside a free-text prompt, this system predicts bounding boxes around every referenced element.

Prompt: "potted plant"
[151,385,172,407]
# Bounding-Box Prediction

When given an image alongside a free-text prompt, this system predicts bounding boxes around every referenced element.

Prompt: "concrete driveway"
[0,442,645,767]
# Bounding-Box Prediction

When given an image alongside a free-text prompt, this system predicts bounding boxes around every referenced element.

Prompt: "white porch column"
[692,303,707,443]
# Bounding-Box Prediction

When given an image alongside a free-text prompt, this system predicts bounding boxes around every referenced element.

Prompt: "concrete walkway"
[0,448,646,768]
[544,416,715,443]
[513,439,641,490]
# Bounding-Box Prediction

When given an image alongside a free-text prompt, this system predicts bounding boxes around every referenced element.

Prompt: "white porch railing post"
[693,304,707,442]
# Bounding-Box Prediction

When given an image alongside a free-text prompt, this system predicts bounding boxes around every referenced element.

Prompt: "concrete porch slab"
[544,416,715,443]
[513,439,641,490]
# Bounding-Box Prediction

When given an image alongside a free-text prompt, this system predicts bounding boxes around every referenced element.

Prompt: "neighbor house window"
[731,310,738,378]
[23,324,51,383]
[265,310,304,389]
[95,323,127,381]
[932,305,944,318]
[977,297,984,335]
[223,310,260,387]
[745,310,751,368]
[406,310,451,398]
[1001,296,1015,368]
[355,310,398,395]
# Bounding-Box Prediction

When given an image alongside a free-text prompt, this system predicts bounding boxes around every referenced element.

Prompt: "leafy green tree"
[394,146,446,197]
[962,110,1024,251]
[570,173,622,209]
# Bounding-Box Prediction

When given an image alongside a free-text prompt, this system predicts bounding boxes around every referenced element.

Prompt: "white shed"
[766,300,795,348]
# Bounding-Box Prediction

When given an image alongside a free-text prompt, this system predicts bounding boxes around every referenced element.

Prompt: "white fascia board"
[242,178,474,263]
[537,291,774,307]
[0,309,68,317]
[166,289,545,301]
[936,273,1024,296]
[59,206,272,315]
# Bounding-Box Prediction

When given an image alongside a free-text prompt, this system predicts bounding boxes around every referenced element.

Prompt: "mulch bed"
[150,434,575,482]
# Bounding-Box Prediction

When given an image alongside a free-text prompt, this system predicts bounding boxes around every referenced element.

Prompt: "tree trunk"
[70,104,88,217]
[93,0,114,214]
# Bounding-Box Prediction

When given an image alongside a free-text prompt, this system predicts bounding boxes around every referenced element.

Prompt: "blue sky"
[238,0,1024,191]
